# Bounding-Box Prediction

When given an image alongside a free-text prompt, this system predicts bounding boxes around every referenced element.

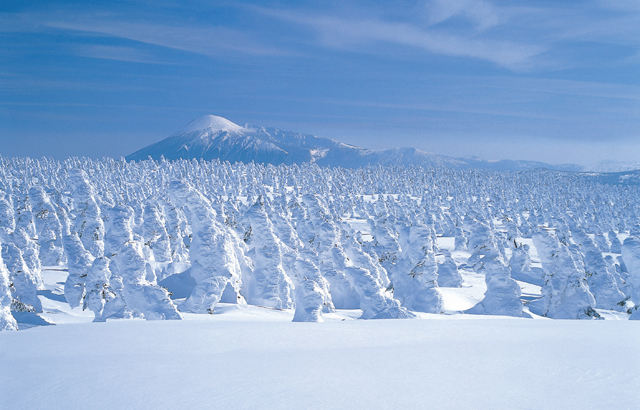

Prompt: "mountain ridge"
[127,115,632,173]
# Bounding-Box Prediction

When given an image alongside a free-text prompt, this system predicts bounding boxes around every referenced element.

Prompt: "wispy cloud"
[254,0,640,71]
[0,9,289,59]
[257,8,547,71]
[425,0,500,32]
[69,44,172,64]
[45,19,288,58]
[4,0,639,71]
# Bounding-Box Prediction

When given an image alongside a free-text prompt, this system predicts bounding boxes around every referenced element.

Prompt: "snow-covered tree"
[0,254,18,331]
[509,244,537,284]
[621,234,640,319]
[578,233,625,311]
[392,225,443,314]
[62,230,95,310]
[142,200,172,264]
[169,181,247,313]
[533,229,600,319]
[105,205,181,320]
[0,198,15,241]
[84,257,116,321]
[437,249,463,288]
[470,246,522,317]
[242,198,294,309]
[29,186,64,266]
[291,258,333,322]
[0,155,637,323]
[2,242,41,313]
[609,231,622,253]
[68,169,105,258]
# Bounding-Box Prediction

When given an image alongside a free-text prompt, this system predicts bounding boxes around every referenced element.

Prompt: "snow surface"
[3,321,638,410]
[1,265,637,410]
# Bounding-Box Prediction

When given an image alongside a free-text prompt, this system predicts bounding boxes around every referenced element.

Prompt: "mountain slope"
[127,115,580,171]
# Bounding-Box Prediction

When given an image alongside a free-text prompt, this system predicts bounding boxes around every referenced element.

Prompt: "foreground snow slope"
[1,316,637,410]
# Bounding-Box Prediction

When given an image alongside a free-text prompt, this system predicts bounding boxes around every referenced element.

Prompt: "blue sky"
[1,0,638,164]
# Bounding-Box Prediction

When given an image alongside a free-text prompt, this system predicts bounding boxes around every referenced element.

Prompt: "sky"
[1,0,639,165]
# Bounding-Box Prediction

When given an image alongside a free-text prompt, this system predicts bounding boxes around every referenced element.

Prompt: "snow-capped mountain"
[127,115,367,166]
[127,115,580,171]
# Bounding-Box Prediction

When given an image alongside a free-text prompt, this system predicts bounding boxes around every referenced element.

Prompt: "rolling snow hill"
[127,115,582,172]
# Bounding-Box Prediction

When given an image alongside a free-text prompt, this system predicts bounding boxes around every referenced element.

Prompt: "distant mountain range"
[127,115,638,173]
[581,160,640,173]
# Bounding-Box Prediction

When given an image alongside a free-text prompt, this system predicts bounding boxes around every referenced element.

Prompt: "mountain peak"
[174,115,245,135]
[127,115,584,172]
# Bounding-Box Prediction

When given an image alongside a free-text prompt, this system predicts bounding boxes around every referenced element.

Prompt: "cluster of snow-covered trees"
[1,156,639,330]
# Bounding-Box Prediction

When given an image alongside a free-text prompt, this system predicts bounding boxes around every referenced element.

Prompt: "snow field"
[1,312,637,410]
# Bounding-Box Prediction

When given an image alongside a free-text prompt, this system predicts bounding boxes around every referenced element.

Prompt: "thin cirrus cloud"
[43,18,289,58]
[70,44,171,65]
[258,9,547,71]
[425,0,500,31]
[6,1,638,72]
[255,0,640,72]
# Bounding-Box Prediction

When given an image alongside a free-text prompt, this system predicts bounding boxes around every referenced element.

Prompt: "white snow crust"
[0,273,637,410]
